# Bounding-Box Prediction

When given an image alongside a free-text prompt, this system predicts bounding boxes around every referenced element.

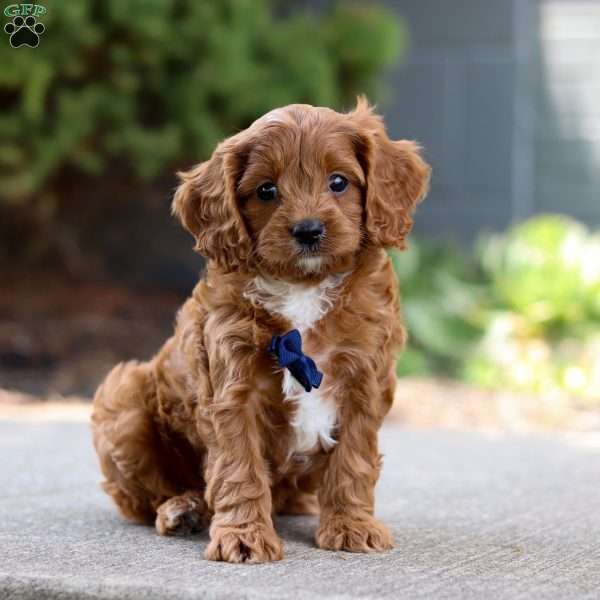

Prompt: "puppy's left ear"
[172,136,252,271]
[350,99,431,249]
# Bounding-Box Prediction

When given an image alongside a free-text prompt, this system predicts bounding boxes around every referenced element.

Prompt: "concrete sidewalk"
[1,417,600,599]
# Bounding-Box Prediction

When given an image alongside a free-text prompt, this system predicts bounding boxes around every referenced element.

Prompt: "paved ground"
[1,416,600,599]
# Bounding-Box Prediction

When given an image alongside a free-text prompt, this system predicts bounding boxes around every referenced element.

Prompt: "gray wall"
[382,0,600,243]
[534,0,600,224]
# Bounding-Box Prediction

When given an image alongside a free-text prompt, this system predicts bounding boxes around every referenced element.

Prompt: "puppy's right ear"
[172,138,252,271]
[348,97,431,249]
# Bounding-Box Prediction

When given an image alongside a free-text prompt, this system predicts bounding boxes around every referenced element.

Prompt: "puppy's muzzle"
[290,219,325,248]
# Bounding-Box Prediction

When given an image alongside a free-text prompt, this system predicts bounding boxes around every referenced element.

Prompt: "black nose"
[291,219,325,246]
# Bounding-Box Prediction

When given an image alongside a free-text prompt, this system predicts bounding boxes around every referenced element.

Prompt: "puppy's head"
[173,98,430,279]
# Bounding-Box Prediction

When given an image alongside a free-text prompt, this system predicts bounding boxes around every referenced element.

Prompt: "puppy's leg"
[278,492,319,516]
[316,367,394,553]
[203,382,283,563]
[92,361,205,527]
[273,475,321,516]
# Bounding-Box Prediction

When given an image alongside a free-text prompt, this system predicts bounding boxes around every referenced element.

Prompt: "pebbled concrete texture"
[1,417,600,599]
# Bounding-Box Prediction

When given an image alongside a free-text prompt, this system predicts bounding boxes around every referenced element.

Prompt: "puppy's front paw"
[316,514,394,553]
[205,523,284,563]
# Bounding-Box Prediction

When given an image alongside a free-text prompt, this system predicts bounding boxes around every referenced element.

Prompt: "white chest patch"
[246,274,344,332]
[244,274,346,453]
[282,372,337,453]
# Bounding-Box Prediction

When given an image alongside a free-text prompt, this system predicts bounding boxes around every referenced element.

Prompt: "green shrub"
[393,215,600,404]
[0,1,404,205]
[391,241,485,377]
[469,215,600,401]
[479,215,600,333]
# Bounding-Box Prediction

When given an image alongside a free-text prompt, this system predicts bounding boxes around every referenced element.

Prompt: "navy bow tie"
[268,329,323,393]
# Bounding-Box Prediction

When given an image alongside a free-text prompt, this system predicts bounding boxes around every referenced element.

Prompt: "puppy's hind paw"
[155,492,210,536]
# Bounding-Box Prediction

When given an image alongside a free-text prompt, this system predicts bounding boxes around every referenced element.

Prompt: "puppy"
[92,98,430,563]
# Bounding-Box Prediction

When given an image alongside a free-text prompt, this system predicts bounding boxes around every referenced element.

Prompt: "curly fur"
[92,99,430,563]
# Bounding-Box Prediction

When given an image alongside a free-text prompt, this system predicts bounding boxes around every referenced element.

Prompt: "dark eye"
[256,182,277,202]
[329,174,348,195]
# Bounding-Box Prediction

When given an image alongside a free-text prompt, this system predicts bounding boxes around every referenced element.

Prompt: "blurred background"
[1,0,599,431]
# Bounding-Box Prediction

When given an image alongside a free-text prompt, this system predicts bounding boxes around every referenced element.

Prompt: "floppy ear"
[172,138,252,271]
[350,99,431,249]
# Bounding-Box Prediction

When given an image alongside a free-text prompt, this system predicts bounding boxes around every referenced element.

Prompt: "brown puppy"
[92,98,430,563]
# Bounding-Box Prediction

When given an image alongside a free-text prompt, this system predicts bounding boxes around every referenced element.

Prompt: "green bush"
[393,215,600,404]
[480,216,600,329]
[0,1,404,205]
[391,241,484,377]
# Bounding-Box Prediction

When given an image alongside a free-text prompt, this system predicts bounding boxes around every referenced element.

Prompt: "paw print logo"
[4,15,45,48]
